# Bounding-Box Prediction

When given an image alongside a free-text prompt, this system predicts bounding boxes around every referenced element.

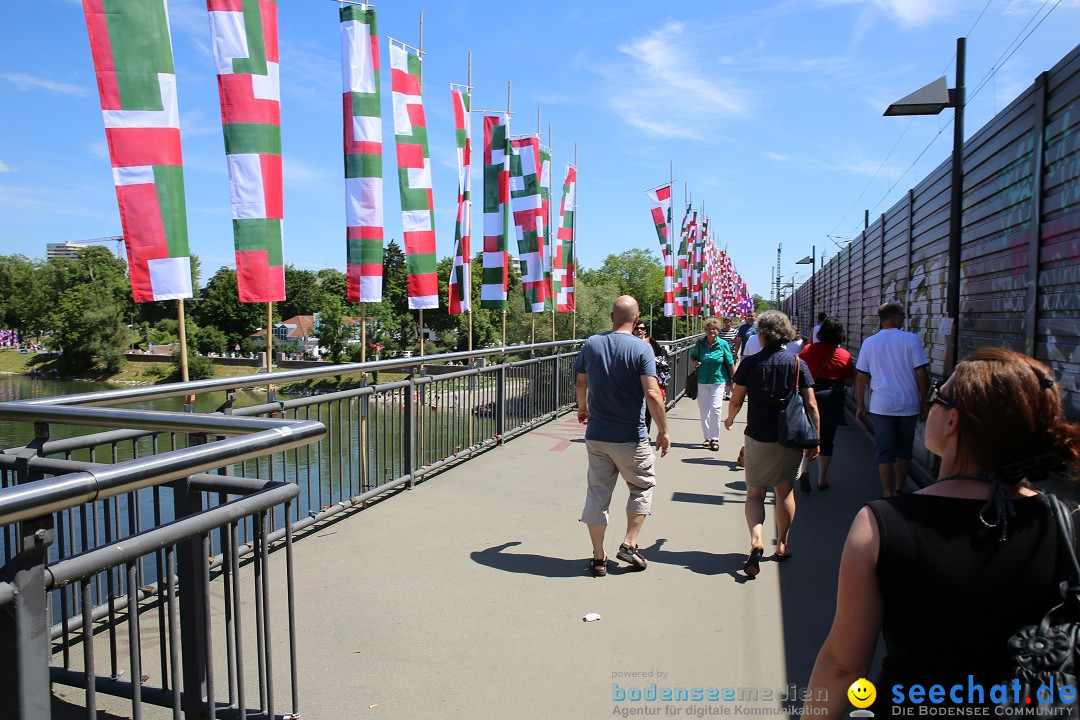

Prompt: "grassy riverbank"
[0,350,406,389]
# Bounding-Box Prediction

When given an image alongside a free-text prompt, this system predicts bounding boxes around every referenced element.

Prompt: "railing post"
[552,354,561,417]
[174,433,212,719]
[0,514,54,720]
[496,360,507,445]
[404,375,415,489]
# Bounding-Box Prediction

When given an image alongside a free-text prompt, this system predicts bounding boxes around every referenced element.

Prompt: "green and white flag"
[481,114,510,309]
[83,0,192,303]
[509,136,548,312]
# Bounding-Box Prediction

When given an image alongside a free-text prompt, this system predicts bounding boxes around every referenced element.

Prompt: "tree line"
[0,243,738,376]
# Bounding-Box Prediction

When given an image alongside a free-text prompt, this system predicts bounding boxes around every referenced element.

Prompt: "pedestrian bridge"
[0,341,892,720]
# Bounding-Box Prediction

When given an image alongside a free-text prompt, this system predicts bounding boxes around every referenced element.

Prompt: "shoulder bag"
[1002,494,1080,712]
[776,354,820,449]
[685,340,701,400]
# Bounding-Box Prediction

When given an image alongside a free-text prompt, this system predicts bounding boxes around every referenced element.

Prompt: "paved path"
[282,396,889,720]
[51,395,893,719]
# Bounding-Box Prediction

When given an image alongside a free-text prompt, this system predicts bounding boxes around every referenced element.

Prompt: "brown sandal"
[616,543,647,570]
[589,557,608,577]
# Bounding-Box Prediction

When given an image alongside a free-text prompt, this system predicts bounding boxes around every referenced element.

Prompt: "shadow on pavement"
[470,541,588,578]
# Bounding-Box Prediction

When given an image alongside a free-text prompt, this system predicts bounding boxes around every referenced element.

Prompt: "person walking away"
[724,311,819,577]
[733,310,757,358]
[796,318,855,492]
[855,302,930,497]
[633,321,669,433]
[811,312,826,344]
[806,348,1080,716]
[689,318,734,452]
[718,318,738,400]
[575,296,671,577]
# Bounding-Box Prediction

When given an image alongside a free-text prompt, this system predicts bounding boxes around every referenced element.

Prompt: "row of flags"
[82,1,578,316]
[645,185,754,319]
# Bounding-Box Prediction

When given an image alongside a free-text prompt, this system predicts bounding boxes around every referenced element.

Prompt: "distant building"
[46,241,88,259]
[251,315,364,357]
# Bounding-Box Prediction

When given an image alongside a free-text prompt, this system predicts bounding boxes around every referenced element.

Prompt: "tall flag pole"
[449,79,473,321]
[546,123,555,342]
[645,182,674,318]
[555,161,577,317]
[509,135,548,318]
[83,0,194,387]
[389,32,438,352]
[340,1,383,368]
[207,0,285,382]
[480,110,510,334]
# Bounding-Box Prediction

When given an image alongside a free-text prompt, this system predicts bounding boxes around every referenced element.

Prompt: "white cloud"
[1,72,88,96]
[762,151,791,162]
[605,23,751,139]
[0,161,16,173]
[812,0,958,26]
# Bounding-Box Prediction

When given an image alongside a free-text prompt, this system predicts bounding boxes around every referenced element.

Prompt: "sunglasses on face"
[929,380,955,410]
[634,326,647,333]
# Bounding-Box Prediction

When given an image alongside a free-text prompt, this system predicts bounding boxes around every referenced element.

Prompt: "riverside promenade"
[275,396,888,720]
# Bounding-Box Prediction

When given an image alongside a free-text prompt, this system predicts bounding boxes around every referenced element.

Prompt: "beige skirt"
[743,435,803,488]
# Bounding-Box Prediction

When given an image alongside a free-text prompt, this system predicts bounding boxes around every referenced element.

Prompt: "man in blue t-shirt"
[574,296,670,577]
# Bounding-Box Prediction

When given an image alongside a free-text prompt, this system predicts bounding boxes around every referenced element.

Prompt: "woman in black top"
[725,310,819,578]
[807,348,1080,716]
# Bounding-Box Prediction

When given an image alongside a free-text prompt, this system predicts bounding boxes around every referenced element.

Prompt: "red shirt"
[798,342,855,381]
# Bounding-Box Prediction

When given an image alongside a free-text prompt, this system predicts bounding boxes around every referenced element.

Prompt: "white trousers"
[697,383,724,440]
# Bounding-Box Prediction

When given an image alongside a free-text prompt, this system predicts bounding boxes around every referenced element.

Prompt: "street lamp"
[885,37,965,371]
[796,246,815,340]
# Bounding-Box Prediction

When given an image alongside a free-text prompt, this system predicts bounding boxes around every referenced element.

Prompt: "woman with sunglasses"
[806,348,1080,716]
[633,322,669,432]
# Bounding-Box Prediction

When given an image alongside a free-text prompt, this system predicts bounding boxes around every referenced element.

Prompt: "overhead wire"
[828,0,1067,239]
[844,0,1064,237]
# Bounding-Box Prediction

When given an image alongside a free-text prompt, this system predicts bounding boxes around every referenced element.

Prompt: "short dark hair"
[817,312,827,322]
[817,318,845,345]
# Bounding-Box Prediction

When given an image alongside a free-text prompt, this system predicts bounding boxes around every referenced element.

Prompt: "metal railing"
[0,337,699,719]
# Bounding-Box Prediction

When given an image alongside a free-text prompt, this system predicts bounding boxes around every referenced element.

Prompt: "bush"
[171,348,214,381]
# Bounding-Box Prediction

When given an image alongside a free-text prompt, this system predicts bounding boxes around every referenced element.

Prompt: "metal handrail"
[14,339,586,408]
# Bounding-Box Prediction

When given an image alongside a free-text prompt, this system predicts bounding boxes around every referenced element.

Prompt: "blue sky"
[2,0,1078,303]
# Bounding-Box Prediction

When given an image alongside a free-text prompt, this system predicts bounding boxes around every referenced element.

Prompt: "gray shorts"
[580,439,656,526]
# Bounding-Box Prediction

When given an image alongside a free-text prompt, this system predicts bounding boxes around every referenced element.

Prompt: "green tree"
[195,326,228,355]
[280,265,330,320]
[0,254,46,338]
[194,267,270,346]
[43,247,134,372]
[752,294,776,313]
[315,296,354,364]
[580,248,664,329]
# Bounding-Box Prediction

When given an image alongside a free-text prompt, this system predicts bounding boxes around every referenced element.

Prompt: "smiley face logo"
[848,678,876,709]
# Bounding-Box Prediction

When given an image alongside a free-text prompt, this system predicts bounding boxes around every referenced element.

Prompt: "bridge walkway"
[279,396,886,720]
[51,395,888,720]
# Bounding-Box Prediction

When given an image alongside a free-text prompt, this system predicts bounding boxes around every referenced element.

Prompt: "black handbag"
[1003,494,1080,713]
[685,368,698,400]
[776,355,819,449]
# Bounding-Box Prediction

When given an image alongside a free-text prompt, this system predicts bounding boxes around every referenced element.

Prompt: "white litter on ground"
[582,612,602,622]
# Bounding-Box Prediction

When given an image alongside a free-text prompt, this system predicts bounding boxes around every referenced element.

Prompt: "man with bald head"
[574,295,671,577]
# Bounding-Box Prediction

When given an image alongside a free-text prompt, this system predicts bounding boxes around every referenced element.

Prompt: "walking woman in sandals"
[725,311,819,578]
[690,318,735,452]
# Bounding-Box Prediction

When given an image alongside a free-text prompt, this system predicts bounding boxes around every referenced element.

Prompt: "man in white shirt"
[855,302,930,497]
[811,312,826,344]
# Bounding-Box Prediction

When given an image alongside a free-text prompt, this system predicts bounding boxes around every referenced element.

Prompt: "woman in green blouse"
[689,318,735,451]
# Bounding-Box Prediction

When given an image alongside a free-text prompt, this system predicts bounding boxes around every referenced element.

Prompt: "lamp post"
[796,245,815,340]
[885,37,965,371]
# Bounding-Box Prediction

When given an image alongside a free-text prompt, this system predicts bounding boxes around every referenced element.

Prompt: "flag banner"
[341,4,383,303]
[448,86,471,315]
[207,0,285,303]
[673,203,692,317]
[540,146,553,312]
[646,184,674,316]
[84,0,192,303]
[509,136,548,313]
[481,114,510,309]
[555,164,577,312]
[389,41,437,310]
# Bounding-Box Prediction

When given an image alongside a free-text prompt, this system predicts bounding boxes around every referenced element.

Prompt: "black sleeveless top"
[868,494,1066,710]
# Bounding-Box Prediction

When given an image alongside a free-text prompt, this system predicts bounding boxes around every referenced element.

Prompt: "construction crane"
[80,236,124,259]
